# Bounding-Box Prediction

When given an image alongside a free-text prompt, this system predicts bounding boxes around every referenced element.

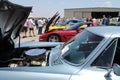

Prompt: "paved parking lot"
[20,26,46,43]
[20,29,39,43]
[20,34,39,43]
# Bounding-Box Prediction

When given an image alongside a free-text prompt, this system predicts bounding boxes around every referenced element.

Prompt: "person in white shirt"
[28,17,35,37]
[92,17,97,26]
[37,18,44,35]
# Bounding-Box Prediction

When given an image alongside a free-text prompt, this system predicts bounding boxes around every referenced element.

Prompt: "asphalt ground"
[20,29,39,43]
[20,26,46,43]
[20,33,39,43]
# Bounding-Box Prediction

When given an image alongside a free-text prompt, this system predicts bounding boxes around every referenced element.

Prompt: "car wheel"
[48,35,60,42]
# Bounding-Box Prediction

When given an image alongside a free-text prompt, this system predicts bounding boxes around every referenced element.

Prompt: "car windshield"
[55,22,67,26]
[65,23,82,30]
[61,30,104,64]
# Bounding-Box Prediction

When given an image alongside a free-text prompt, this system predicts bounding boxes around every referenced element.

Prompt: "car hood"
[0,0,32,50]
[45,12,60,33]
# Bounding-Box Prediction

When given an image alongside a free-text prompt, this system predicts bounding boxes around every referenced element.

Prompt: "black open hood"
[0,0,32,53]
[0,0,32,39]
[44,12,60,33]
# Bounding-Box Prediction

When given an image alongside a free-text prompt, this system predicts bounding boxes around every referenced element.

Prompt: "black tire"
[48,35,60,42]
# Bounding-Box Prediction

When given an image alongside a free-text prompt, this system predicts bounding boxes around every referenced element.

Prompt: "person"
[22,19,29,38]
[86,18,89,22]
[116,16,120,26]
[92,17,97,26]
[102,15,107,25]
[37,18,44,35]
[89,17,93,22]
[35,19,38,29]
[28,17,35,37]
[105,15,110,26]
[118,16,120,22]
[98,19,103,26]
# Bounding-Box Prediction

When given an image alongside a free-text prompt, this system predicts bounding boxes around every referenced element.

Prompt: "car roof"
[86,26,120,38]
[66,22,92,30]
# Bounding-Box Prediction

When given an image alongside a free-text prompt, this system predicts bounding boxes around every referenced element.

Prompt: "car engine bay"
[0,47,52,67]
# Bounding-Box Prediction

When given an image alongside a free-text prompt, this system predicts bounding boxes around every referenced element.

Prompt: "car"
[48,18,84,31]
[1,1,120,80]
[40,21,91,42]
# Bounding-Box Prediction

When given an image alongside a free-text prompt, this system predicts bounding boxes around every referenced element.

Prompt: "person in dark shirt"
[118,16,120,22]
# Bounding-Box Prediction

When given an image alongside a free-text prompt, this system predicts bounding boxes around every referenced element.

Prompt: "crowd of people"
[21,15,120,38]
[22,17,48,38]
[84,15,120,26]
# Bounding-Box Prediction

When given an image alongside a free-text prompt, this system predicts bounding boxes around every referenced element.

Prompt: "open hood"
[44,12,60,33]
[0,0,32,51]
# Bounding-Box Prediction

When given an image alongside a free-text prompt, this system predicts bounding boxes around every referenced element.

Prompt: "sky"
[9,0,120,18]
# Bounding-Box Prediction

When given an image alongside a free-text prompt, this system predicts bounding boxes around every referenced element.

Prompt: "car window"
[68,20,79,26]
[62,30,103,64]
[65,23,81,30]
[91,39,117,67]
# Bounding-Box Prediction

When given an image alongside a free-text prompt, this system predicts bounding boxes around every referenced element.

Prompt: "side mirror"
[113,63,120,76]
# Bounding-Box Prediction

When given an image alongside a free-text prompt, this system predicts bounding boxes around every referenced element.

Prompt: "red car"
[39,22,92,43]
[39,13,92,42]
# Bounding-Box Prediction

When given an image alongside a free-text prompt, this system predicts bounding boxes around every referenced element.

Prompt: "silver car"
[0,0,120,80]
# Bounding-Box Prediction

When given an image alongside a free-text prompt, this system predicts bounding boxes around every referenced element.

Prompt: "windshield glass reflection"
[62,30,104,64]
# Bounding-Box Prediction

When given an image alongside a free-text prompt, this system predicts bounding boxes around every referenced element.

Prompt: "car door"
[70,39,120,80]
[0,71,71,80]
[91,39,120,80]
